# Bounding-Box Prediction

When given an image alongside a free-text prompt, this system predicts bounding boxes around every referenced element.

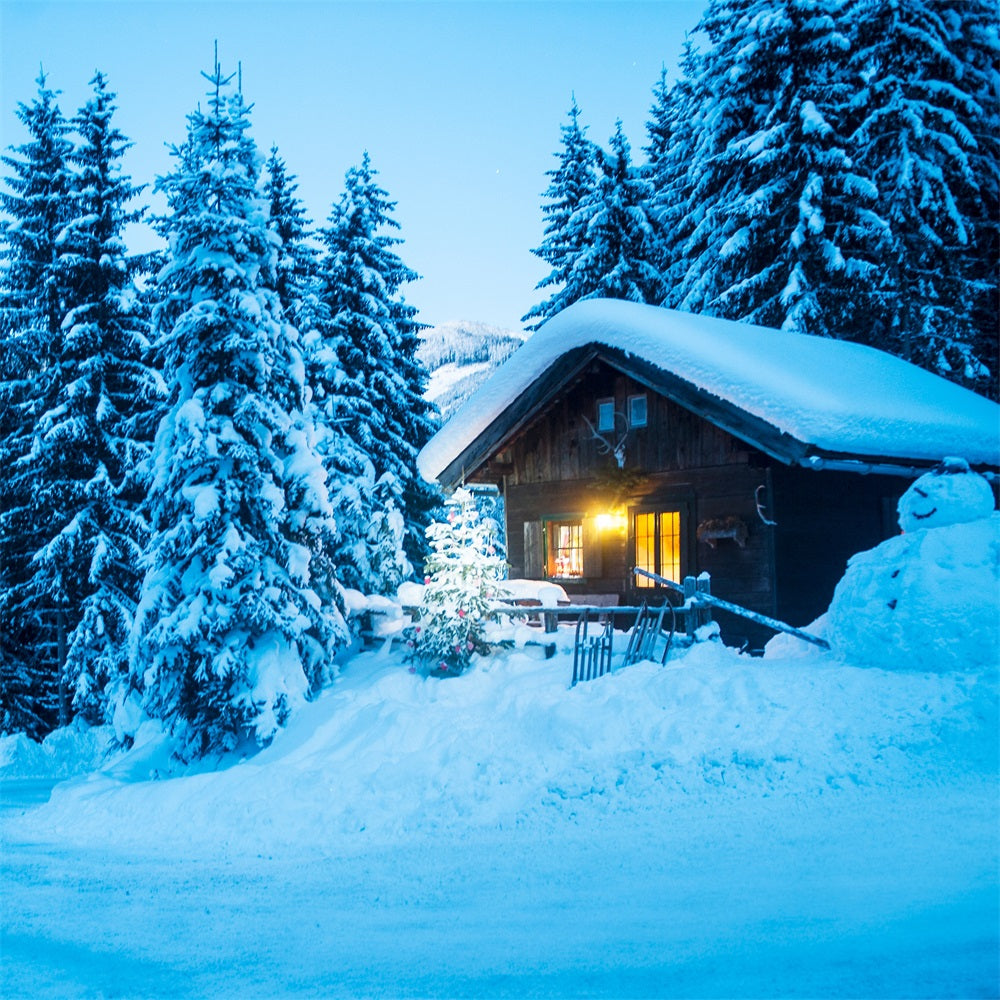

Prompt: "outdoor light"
[595,511,627,532]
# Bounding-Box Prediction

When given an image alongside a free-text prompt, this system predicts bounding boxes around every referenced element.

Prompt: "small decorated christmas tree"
[407,488,506,675]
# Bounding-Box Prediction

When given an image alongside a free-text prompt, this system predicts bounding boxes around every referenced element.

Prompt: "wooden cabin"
[418,300,1000,649]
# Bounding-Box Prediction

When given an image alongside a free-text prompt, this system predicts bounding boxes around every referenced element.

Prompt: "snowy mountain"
[419,320,528,419]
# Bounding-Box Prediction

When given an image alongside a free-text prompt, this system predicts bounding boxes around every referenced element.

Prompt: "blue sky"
[1,1,703,331]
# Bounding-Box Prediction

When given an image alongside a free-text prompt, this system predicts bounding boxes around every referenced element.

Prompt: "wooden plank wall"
[497,361,784,647]
[489,358,917,650]
[769,466,910,627]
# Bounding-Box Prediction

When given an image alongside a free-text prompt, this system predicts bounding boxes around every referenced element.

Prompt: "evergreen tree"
[134,62,345,758]
[677,0,887,338]
[563,122,666,307]
[523,97,598,329]
[942,0,999,398]
[317,152,438,594]
[406,488,506,676]
[263,146,321,332]
[848,0,992,386]
[0,72,74,733]
[29,72,161,723]
[644,45,706,308]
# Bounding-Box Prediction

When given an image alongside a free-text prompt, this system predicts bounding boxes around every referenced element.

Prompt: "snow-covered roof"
[418,299,1000,483]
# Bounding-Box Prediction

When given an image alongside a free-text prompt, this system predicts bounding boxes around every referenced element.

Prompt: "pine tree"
[523,97,599,328]
[316,152,438,594]
[563,122,666,307]
[29,72,161,724]
[263,146,320,332]
[942,0,999,398]
[848,0,992,386]
[134,61,345,758]
[406,488,506,676]
[676,0,888,338]
[0,72,74,733]
[644,46,706,308]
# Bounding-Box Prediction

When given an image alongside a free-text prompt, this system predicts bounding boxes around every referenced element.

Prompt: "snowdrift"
[5,638,997,857]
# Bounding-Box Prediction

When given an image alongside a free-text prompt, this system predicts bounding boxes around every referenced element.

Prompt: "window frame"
[627,393,648,428]
[596,397,616,433]
[543,516,586,580]
[630,505,688,588]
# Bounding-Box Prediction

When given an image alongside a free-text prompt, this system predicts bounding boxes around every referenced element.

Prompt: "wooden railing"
[632,568,830,650]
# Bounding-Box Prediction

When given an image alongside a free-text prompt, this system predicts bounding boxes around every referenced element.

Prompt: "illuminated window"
[597,398,615,432]
[545,519,584,579]
[634,510,681,586]
[628,394,647,427]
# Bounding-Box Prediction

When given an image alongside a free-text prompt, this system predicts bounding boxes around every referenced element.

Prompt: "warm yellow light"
[596,512,627,532]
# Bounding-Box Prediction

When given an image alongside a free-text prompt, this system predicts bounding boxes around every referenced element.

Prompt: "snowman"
[822,457,999,673]
[896,456,996,533]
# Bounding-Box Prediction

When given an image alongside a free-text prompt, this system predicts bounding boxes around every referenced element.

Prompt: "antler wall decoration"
[582,411,631,469]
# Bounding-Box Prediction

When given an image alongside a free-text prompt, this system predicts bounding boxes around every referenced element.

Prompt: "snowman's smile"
[909,486,937,521]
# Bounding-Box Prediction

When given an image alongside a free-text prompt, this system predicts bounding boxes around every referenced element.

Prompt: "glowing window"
[546,519,584,579]
[634,510,681,586]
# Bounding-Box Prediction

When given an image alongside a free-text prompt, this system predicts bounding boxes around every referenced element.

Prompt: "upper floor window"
[597,397,615,433]
[628,393,648,427]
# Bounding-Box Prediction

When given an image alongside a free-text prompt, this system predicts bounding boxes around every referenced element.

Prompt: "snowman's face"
[897,468,995,533]
[906,484,938,523]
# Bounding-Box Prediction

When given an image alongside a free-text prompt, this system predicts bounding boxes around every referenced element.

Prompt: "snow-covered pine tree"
[263,146,320,333]
[565,122,666,306]
[676,0,887,338]
[953,0,1000,400]
[643,65,685,303]
[260,146,347,616]
[27,72,162,724]
[316,152,439,594]
[134,61,345,758]
[523,97,599,329]
[407,488,506,676]
[847,0,992,387]
[0,72,74,734]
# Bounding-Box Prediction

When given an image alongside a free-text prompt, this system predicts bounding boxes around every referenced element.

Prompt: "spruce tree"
[676,0,887,338]
[523,97,598,329]
[134,62,345,758]
[263,146,320,332]
[561,122,666,308]
[0,72,74,733]
[406,488,506,676]
[644,45,706,308]
[317,152,438,594]
[848,0,991,386]
[941,0,999,398]
[29,72,161,723]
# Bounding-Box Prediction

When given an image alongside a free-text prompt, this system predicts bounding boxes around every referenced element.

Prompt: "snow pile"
[0,719,113,779]
[826,462,999,673]
[5,635,995,858]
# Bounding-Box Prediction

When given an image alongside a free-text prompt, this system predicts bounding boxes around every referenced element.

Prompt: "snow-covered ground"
[2,474,998,998]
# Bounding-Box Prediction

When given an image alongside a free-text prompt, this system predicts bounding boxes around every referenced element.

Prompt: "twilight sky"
[1,0,703,331]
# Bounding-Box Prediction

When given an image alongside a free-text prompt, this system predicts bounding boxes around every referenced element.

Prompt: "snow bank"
[0,720,114,779]
[8,637,996,857]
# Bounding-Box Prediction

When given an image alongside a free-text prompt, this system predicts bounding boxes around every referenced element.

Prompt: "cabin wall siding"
[770,467,909,627]
[487,358,916,649]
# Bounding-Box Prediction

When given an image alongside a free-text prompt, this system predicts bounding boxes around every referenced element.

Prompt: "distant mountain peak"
[419,320,528,419]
